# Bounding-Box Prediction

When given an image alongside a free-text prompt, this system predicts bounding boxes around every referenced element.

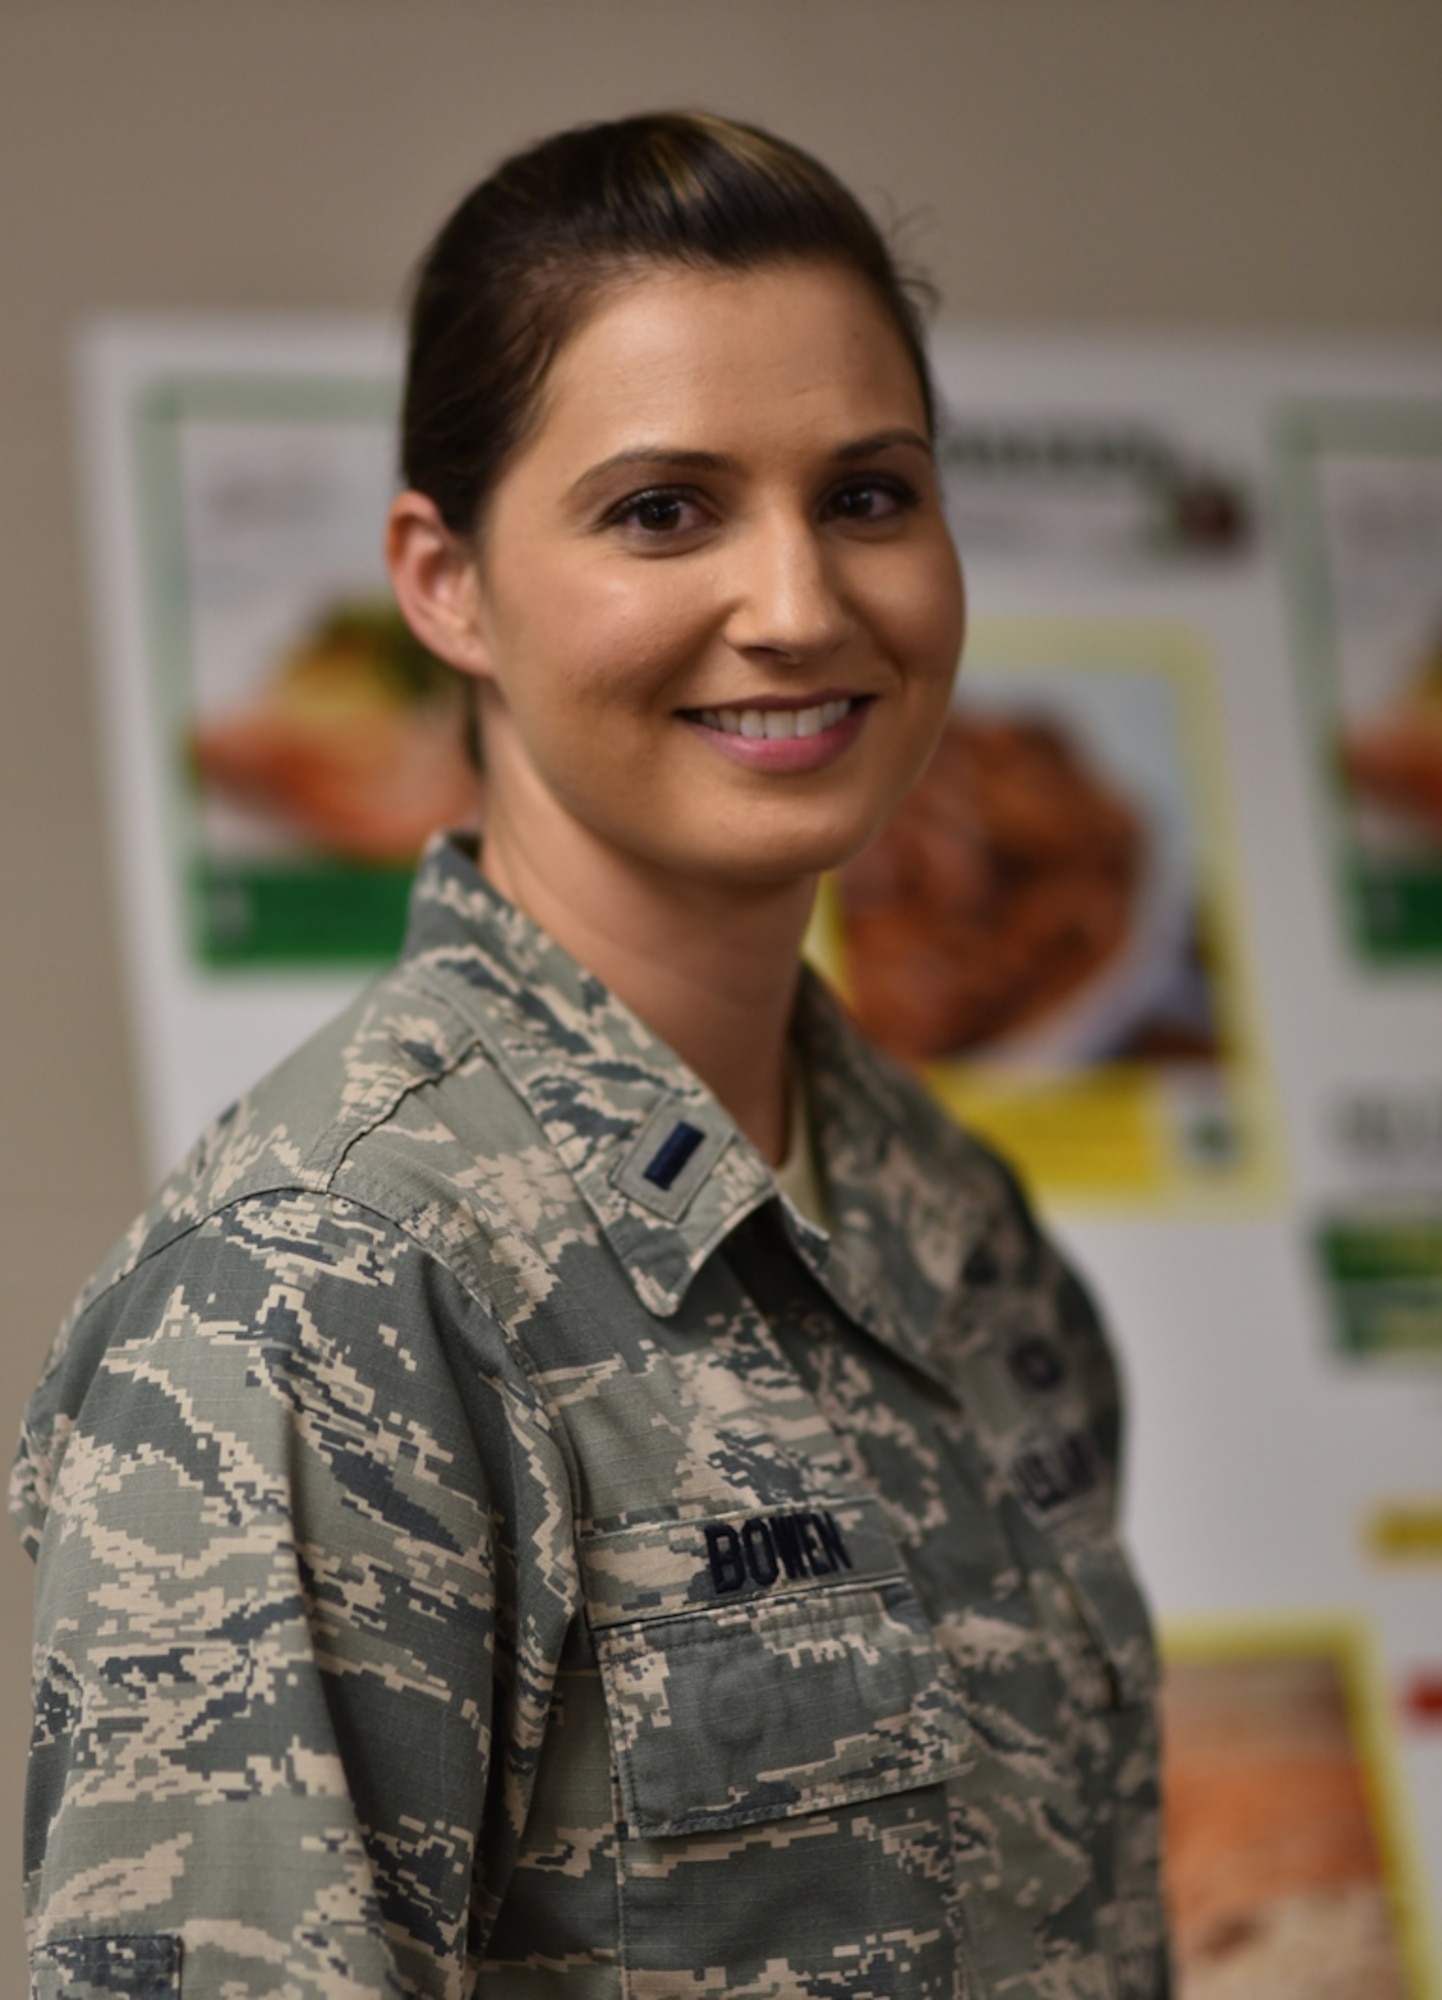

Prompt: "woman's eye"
[826,479,917,523]
[609,488,707,537]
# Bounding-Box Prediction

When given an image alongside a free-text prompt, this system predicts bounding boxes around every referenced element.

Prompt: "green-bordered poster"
[136,370,469,968]
[1278,402,1442,964]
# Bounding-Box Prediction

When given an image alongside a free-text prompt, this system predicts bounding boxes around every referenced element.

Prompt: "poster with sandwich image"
[1278,402,1442,964]
[808,618,1279,1209]
[1160,1617,1437,1999]
[138,371,474,967]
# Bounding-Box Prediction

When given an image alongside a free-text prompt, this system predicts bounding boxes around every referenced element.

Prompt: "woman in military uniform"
[16,113,1168,1998]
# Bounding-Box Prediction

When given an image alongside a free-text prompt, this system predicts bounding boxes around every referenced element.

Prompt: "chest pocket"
[582,1491,972,1839]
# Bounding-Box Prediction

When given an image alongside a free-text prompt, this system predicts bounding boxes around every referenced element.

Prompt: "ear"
[385,489,495,679]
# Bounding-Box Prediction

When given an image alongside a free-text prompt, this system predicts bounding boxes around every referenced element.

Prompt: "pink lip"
[679,697,871,774]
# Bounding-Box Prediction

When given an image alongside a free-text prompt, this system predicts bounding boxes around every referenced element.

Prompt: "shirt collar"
[402,835,776,1318]
[402,835,993,1383]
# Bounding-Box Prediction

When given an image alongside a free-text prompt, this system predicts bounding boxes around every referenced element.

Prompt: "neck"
[480,816,813,1167]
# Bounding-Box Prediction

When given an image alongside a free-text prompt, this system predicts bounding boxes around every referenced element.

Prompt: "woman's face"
[439,259,963,895]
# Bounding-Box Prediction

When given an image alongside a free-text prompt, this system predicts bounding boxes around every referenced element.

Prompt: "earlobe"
[385,490,494,679]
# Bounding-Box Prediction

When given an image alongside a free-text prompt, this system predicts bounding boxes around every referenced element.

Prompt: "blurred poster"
[1313,1205,1442,1362]
[940,419,1252,566]
[1278,403,1442,963]
[812,621,1278,1208]
[1366,1501,1442,1566]
[1161,1619,1434,1999]
[77,318,428,1173]
[137,374,472,967]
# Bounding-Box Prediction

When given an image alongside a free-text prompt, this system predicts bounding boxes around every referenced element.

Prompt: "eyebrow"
[569,428,933,499]
[833,427,933,463]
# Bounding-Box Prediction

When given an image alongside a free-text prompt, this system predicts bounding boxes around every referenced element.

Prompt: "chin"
[681,823,881,891]
[618,780,909,893]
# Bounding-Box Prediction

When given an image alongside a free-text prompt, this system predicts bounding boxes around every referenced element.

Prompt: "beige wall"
[1,0,1438,1981]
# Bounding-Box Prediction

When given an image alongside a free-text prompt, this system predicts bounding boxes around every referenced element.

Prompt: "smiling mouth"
[686,697,863,741]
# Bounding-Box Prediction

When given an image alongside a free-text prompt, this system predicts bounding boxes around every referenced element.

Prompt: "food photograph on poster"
[1161,1621,1429,1999]
[808,622,1274,1208]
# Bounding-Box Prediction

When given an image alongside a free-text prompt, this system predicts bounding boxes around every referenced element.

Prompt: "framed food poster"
[76,317,440,1171]
[808,619,1279,1209]
[1160,1618,1437,1998]
[1278,402,1442,964]
[137,371,476,967]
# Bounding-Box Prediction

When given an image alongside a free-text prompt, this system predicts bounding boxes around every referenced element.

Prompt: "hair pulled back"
[401,111,937,536]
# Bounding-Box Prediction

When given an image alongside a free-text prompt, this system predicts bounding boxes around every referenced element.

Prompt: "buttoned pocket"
[582,1494,971,1838]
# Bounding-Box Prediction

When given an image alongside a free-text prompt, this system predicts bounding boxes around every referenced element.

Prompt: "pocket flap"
[595,1575,971,1839]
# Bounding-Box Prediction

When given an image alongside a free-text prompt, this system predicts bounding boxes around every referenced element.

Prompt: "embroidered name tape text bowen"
[703,1509,854,1595]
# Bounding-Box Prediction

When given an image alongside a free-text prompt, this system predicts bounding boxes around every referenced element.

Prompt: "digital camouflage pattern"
[14,834,1168,1998]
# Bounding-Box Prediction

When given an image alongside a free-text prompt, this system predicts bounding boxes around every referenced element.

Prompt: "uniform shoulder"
[11,1170,562,1564]
[82,959,498,1308]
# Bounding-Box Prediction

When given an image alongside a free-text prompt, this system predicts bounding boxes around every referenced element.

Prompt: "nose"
[723,514,853,663]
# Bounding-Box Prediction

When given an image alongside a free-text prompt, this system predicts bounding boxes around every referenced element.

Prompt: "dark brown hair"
[401,111,937,536]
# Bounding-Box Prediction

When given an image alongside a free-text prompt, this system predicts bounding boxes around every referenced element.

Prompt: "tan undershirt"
[773,1062,827,1233]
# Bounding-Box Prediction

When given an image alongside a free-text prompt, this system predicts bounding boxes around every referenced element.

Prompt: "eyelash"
[824,475,920,522]
[602,475,922,539]
[604,487,706,535]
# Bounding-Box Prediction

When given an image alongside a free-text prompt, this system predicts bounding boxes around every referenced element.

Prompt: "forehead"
[523,261,928,467]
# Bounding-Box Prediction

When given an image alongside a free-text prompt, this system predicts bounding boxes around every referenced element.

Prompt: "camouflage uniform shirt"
[14,834,1168,1999]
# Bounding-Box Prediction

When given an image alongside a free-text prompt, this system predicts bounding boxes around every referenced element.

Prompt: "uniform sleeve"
[15,1191,579,1999]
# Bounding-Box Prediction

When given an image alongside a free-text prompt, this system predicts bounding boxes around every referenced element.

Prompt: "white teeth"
[796,699,850,738]
[696,699,853,740]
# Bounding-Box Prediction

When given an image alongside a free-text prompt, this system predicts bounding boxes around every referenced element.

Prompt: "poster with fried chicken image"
[1278,403,1442,964]
[140,375,475,966]
[1161,1620,1436,2000]
[811,620,1278,1208]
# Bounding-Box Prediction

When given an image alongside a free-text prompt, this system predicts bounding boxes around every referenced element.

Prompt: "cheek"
[541,568,715,705]
[877,552,965,685]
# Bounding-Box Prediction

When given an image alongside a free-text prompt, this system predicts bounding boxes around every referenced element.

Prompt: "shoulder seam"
[68,1184,555,1417]
[296,967,492,1187]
